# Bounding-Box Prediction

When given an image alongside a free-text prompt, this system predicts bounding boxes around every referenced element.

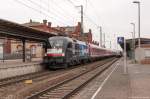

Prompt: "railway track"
[0,64,86,88]
[26,58,118,99]
[0,58,113,88]
[0,58,107,88]
[0,62,87,88]
[0,65,83,88]
[0,70,52,88]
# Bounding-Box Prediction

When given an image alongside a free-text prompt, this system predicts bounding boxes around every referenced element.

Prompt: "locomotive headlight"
[62,53,65,56]
[44,53,47,56]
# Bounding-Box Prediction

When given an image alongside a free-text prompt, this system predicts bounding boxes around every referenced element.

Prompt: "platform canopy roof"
[0,19,58,42]
[120,38,150,51]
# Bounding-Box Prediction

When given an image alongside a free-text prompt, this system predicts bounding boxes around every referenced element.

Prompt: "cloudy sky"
[0,0,150,49]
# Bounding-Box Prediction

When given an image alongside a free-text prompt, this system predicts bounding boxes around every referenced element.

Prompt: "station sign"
[117,37,124,44]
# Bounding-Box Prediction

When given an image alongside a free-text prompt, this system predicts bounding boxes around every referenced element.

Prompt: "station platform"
[73,58,150,99]
[93,59,150,99]
[0,58,42,68]
[0,58,43,80]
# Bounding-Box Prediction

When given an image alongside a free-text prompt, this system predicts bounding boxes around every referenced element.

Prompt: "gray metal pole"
[99,26,102,47]
[133,23,136,49]
[131,23,136,62]
[138,2,141,48]
[22,39,26,62]
[3,43,4,62]
[81,5,84,36]
[103,33,105,48]
[131,32,134,48]
[76,5,84,40]
[124,38,127,74]
[133,1,141,48]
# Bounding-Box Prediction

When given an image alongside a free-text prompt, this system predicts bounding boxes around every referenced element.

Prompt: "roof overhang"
[119,38,150,51]
[0,19,58,42]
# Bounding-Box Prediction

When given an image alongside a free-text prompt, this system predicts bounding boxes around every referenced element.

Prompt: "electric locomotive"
[43,36,119,69]
[43,36,89,69]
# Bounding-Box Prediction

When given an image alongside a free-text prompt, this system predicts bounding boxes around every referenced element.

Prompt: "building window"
[145,49,150,58]
[30,45,36,56]
[17,45,22,53]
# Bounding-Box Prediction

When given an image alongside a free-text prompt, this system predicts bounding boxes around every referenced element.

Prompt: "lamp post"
[133,1,141,48]
[103,33,105,48]
[131,32,134,49]
[76,5,84,37]
[99,26,102,47]
[131,23,136,62]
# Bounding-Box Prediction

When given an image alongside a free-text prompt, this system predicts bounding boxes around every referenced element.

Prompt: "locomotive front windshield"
[47,39,65,54]
[49,40,63,49]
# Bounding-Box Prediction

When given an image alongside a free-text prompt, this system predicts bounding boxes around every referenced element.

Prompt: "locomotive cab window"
[49,40,63,49]
[48,39,64,54]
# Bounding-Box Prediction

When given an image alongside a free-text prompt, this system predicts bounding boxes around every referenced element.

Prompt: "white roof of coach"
[89,43,118,52]
[89,43,106,50]
[76,40,87,45]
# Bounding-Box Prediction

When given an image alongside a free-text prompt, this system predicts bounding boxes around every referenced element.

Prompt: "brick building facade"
[23,20,93,43]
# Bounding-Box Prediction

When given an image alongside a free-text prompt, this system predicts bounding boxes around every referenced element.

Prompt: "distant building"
[80,29,93,43]
[54,22,81,39]
[54,22,93,43]
[23,20,93,43]
[121,38,150,64]
[23,19,65,35]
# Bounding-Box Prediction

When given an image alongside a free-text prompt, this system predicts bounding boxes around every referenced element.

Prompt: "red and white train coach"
[88,44,115,61]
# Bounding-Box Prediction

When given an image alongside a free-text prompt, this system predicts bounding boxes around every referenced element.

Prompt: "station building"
[121,38,150,64]
[0,19,97,60]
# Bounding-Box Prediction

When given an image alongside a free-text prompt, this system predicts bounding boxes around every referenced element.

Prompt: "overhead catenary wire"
[43,0,80,25]
[69,0,106,37]
[26,0,72,24]
[67,0,77,7]
[14,0,70,26]
[68,0,114,49]
[67,0,100,28]
[15,0,52,19]
[27,0,81,26]
[18,0,82,26]
[88,0,104,25]
[51,0,76,19]
[67,0,107,44]
[16,0,101,30]
[84,13,99,27]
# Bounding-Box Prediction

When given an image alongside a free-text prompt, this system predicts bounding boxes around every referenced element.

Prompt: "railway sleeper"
[39,96,59,99]
[49,90,71,93]
[42,93,68,98]
[43,93,66,96]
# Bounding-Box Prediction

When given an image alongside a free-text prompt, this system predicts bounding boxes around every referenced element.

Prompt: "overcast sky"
[0,0,150,49]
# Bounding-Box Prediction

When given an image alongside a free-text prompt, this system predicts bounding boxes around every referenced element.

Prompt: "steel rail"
[0,71,51,88]
[0,58,110,88]
[63,58,118,99]
[26,58,117,99]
